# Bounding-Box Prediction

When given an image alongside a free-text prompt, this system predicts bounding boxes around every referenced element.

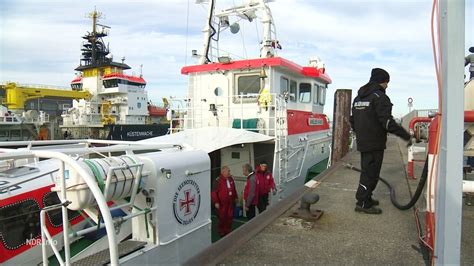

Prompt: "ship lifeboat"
[148,105,167,117]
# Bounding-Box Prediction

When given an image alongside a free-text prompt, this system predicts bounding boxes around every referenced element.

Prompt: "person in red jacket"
[211,166,238,237]
[243,163,258,220]
[256,161,276,212]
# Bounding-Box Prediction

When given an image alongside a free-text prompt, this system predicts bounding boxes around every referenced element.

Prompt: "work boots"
[370,198,379,206]
[355,205,382,214]
[355,199,382,214]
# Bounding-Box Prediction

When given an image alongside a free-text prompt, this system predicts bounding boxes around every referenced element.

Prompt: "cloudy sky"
[1,0,472,118]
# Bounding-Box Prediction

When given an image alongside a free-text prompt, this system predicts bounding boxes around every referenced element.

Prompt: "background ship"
[0,11,169,142]
[60,10,168,141]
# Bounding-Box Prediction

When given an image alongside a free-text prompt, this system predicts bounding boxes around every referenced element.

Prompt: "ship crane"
[1,82,91,111]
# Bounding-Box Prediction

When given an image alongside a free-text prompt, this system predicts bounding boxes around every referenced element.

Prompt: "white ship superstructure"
[64,73,149,127]
[166,0,333,199]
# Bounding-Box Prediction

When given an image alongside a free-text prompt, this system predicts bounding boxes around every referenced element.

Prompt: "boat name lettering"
[126,131,154,137]
[308,118,323,126]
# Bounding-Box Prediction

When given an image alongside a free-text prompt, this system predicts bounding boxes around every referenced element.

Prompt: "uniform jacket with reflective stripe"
[350,82,410,152]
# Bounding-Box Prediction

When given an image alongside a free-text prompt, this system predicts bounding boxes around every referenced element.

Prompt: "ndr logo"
[25,238,58,246]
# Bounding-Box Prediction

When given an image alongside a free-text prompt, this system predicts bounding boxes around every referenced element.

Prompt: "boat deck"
[189,136,474,265]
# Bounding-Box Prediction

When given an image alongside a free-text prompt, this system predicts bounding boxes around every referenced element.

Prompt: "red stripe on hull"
[287,110,330,135]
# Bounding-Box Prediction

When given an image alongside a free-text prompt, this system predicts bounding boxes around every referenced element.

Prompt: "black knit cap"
[369,68,390,83]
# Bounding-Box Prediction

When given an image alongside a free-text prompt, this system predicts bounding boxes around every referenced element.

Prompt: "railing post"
[41,210,49,266]
[240,94,243,129]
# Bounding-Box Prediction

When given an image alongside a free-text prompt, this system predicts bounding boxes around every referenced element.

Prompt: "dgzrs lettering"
[354,101,370,108]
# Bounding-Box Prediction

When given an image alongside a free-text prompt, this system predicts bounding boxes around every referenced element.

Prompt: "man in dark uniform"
[350,68,411,214]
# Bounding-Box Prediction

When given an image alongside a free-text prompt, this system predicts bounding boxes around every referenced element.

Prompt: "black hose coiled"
[345,156,429,210]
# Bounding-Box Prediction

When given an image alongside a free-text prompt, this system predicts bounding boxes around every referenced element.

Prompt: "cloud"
[1,0,472,118]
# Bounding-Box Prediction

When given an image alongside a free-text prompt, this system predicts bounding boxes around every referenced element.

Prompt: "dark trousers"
[246,205,256,220]
[257,194,269,213]
[356,150,384,208]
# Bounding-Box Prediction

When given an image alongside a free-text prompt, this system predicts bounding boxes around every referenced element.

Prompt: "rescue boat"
[159,0,332,201]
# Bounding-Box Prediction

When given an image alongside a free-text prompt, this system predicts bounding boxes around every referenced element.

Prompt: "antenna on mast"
[198,0,216,65]
[88,8,103,35]
[196,0,280,64]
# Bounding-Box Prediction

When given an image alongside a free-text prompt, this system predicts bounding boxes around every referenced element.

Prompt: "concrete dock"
[215,136,473,265]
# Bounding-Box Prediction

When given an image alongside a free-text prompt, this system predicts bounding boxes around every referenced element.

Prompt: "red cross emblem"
[179,189,195,215]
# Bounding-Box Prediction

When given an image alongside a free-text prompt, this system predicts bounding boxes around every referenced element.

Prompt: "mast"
[259,1,276,58]
[197,0,278,64]
[199,0,216,65]
[90,10,100,65]
[75,10,130,72]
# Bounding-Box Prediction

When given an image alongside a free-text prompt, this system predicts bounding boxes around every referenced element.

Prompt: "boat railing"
[0,140,183,266]
[0,111,50,125]
[0,149,118,266]
[61,112,104,127]
[168,93,288,137]
[0,113,21,124]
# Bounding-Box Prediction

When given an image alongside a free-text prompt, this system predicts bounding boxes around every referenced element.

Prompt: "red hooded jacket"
[256,166,276,195]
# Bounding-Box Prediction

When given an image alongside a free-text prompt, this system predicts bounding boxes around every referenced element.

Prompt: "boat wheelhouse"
[102,73,146,89]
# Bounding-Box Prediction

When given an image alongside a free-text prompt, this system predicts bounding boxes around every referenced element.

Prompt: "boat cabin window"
[71,84,83,90]
[214,87,223,96]
[319,85,327,105]
[280,76,289,94]
[299,83,311,103]
[314,85,318,104]
[103,79,146,88]
[0,199,41,249]
[43,192,81,227]
[103,79,118,88]
[289,80,297,102]
[313,84,327,105]
[235,74,261,102]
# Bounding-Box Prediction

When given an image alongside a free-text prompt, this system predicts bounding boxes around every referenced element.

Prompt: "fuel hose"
[344,156,428,210]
